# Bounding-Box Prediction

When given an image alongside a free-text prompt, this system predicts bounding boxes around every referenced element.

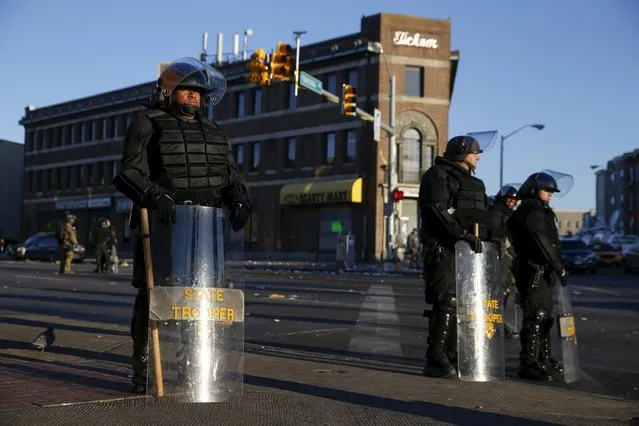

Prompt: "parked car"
[623,243,639,273]
[13,232,86,263]
[606,234,639,252]
[560,238,597,274]
[589,242,623,267]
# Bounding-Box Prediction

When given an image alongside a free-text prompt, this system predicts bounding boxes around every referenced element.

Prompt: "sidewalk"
[0,316,637,425]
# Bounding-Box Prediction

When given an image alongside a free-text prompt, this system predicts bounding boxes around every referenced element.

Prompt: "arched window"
[401,128,421,183]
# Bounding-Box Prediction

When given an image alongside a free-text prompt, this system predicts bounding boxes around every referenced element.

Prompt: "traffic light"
[341,84,357,117]
[392,189,404,202]
[271,42,294,81]
[246,48,270,86]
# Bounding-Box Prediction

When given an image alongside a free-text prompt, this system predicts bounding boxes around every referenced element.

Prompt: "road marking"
[15,274,67,282]
[571,285,621,297]
[348,284,402,357]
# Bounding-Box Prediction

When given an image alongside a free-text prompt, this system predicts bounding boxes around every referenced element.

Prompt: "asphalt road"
[0,259,637,403]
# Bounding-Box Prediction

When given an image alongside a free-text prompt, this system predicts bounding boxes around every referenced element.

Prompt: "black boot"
[539,320,563,377]
[518,322,553,381]
[423,311,457,378]
[130,312,149,393]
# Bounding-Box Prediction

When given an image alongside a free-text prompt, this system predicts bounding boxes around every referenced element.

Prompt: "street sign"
[373,108,381,142]
[299,71,323,95]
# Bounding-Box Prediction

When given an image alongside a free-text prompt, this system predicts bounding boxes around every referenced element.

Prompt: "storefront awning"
[279,178,363,205]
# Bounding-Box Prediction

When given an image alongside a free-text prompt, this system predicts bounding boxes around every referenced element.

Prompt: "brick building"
[595,149,639,235]
[19,12,459,261]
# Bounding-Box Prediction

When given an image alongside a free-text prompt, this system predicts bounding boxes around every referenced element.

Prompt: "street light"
[243,28,253,61]
[370,42,397,268]
[499,123,545,187]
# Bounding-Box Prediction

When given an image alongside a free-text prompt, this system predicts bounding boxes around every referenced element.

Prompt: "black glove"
[231,202,250,232]
[153,194,176,225]
[558,268,569,287]
[460,233,482,254]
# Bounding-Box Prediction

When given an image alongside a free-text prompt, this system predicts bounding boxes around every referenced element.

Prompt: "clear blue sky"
[1,0,637,210]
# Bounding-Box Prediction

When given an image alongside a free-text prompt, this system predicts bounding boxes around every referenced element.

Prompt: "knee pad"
[439,292,457,315]
[533,309,552,327]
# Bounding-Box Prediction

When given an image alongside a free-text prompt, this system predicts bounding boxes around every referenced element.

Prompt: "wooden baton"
[474,223,479,238]
[139,208,164,397]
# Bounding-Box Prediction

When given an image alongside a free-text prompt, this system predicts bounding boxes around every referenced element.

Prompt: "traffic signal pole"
[247,37,397,265]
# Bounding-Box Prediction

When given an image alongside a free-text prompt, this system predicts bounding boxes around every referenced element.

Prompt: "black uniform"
[507,173,567,381]
[419,135,493,378]
[91,223,116,273]
[487,195,519,338]
[113,108,251,391]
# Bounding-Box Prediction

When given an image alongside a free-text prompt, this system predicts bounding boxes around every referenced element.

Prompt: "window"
[102,118,108,139]
[91,121,96,141]
[288,85,297,109]
[424,145,434,169]
[113,117,119,138]
[251,142,260,170]
[345,130,356,162]
[286,138,296,168]
[235,145,244,171]
[324,133,336,165]
[327,74,337,95]
[237,92,246,117]
[405,66,424,97]
[347,69,357,87]
[401,128,422,183]
[254,89,262,115]
[610,196,615,205]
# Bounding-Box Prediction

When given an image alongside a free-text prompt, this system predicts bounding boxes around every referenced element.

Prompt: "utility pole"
[386,75,397,269]
[293,31,307,97]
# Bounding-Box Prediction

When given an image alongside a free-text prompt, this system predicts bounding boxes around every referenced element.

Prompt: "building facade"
[20,12,459,261]
[0,139,24,241]
[554,210,590,237]
[595,149,639,235]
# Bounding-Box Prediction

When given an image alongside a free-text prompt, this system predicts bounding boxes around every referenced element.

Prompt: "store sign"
[392,31,439,49]
[282,190,350,205]
[116,198,133,213]
[55,197,112,211]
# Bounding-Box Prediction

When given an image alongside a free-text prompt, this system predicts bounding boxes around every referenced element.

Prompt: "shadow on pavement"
[243,374,556,425]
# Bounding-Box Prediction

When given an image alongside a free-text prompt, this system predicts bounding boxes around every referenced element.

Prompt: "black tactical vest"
[147,110,229,192]
[450,169,488,235]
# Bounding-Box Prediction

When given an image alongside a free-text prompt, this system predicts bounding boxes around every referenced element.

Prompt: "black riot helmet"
[443,136,483,161]
[151,57,227,117]
[443,135,483,174]
[495,184,519,201]
[517,172,560,199]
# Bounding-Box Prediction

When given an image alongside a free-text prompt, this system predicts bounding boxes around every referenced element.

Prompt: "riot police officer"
[507,172,567,381]
[113,57,251,393]
[90,218,116,273]
[487,184,520,339]
[419,135,494,378]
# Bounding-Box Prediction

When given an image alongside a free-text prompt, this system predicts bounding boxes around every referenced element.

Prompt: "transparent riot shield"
[553,276,580,383]
[503,287,522,338]
[147,205,244,402]
[455,241,505,381]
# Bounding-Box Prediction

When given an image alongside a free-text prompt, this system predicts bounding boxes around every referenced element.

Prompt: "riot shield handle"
[473,223,479,238]
[140,208,165,397]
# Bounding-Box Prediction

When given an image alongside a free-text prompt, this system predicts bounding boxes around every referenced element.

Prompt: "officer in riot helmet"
[487,184,520,339]
[419,134,497,378]
[507,171,567,381]
[113,57,251,393]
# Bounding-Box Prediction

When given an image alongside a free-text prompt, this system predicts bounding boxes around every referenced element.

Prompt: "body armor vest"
[450,169,487,235]
[147,110,229,193]
[509,200,560,263]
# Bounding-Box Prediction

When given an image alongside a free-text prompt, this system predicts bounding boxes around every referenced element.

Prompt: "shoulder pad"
[145,109,167,119]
